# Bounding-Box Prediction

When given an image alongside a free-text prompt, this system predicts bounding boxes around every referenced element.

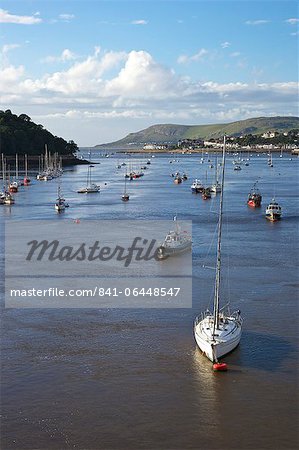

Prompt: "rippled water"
[1,152,298,449]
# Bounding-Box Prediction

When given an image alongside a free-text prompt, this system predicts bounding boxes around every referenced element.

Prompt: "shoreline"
[91,147,296,155]
[2,154,90,169]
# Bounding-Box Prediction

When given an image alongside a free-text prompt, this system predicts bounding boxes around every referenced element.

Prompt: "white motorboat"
[266,198,282,221]
[194,136,243,363]
[191,179,204,193]
[55,185,68,212]
[3,191,15,205]
[157,216,192,259]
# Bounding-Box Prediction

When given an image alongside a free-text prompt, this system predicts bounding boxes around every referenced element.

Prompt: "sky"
[0,0,298,146]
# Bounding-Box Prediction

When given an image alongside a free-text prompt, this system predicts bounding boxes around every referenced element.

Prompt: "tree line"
[0,110,78,156]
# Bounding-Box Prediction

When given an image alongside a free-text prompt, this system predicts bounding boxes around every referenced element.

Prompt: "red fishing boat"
[247,183,262,207]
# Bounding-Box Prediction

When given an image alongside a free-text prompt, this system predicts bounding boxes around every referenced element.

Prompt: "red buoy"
[213,362,228,371]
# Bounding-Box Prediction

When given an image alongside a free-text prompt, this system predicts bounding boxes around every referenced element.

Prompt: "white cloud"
[0,9,42,24]
[230,52,241,58]
[221,42,231,48]
[58,14,75,22]
[105,51,175,97]
[131,19,148,25]
[41,49,78,63]
[245,20,270,25]
[285,18,299,25]
[2,43,20,54]
[177,48,208,64]
[1,44,21,67]
[0,64,25,92]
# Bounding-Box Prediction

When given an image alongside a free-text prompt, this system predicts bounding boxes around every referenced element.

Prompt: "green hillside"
[0,109,78,156]
[95,116,299,148]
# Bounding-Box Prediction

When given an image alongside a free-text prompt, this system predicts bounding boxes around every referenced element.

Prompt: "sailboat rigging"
[77,158,100,194]
[194,135,243,363]
[121,174,130,201]
[24,154,31,185]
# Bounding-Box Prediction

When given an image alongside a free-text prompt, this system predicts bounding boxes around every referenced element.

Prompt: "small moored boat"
[157,216,192,260]
[266,198,282,221]
[121,176,130,202]
[77,164,100,193]
[191,179,204,193]
[247,182,262,207]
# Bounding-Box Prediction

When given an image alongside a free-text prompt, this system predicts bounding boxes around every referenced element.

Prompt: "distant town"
[142,129,299,153]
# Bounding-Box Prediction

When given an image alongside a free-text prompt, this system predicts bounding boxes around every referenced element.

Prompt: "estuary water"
[1,152,298,449]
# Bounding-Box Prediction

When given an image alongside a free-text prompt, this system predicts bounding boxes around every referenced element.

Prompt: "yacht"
[77,164,100,193]
[194,136,243,364]
[266,199,282,221]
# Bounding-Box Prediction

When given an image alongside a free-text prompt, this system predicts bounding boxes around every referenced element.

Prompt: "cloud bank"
[1,46,297,144]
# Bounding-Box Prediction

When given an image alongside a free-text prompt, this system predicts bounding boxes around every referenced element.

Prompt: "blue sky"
[0,1,298,145]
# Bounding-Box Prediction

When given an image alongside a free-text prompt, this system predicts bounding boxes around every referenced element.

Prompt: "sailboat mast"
[16,154,18,180]
[87,165,90,186]
[2,154,5,189]
[212,135,226,334]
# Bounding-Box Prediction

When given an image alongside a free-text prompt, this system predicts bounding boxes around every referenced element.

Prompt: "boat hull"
[194,316,242,362]
[266,213,281,222]
[157,241,191,259]
[55,204,65,212]
[247,199,261,207]
[77,187,100,193]
[4,198,15,205]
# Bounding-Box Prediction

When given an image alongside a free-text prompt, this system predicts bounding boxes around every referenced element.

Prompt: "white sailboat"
[268,153,273,167]
[77,164,100,193]
[121,175,129,201]
[194,136,243,364]
[23,154,31,185]
[1,155,15,205]
[210,157,221,193]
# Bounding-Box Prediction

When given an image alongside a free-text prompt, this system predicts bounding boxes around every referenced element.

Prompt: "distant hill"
[0,110,78,156]
[95,116,299,149]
